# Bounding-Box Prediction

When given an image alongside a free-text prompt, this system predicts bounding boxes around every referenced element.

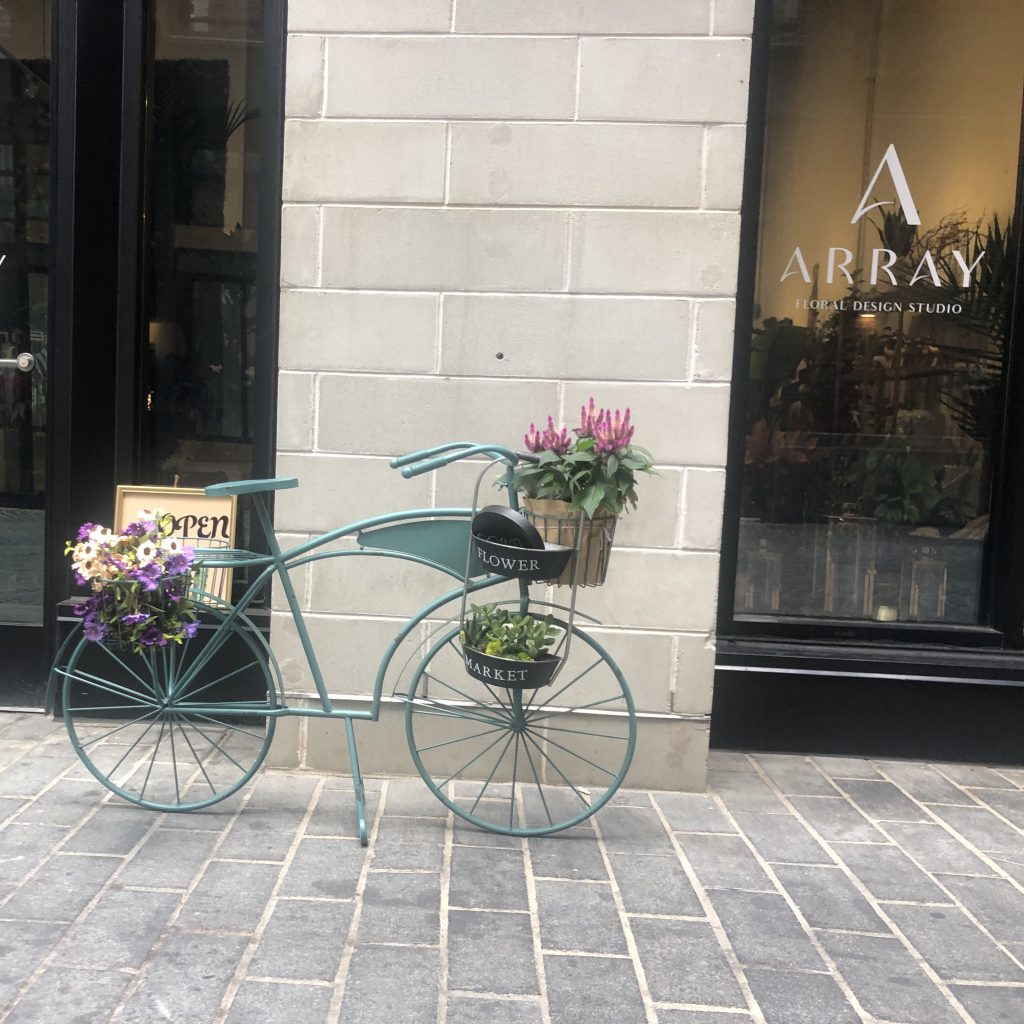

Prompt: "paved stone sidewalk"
[1,711,1023,1023]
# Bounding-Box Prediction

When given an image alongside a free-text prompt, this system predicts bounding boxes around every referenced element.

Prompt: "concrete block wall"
[272,0,754,789]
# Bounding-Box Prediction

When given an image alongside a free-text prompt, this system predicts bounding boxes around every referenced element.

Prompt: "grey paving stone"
[216,812,296,862]
[447,909,538,995]
[927,805,1024,857]
[178,859,281,932]
[949,983,1024,1023]
[730,811,831,865]
[752,754,838,796]
[307,785,380,837]
[0,755,76,797]
[831,842,949,903]
[608,852,702,916]
[936,875,1024,942]
[990,855,1024,886]
[279,836,367,899]
[818,931,963,1024]
[877,762,976,804]
[371,814,445,871]
[5,964,131,1024]
[886,903,1024,982]
[708,770,786,813]
[0,714,65,742]
[654,791,737,833]
[339,944,439,1024]
[249,897,353,981]
[117,930,248,1024]
[972,789,1024,829]
[156,801,242,830]
[610,787,657,807]
[709,890,826,972]
[708,750,756,772]
[629,917,746,1006]
[62,888,181,969]
[544,953,646,1024]
[936,764,1018,789]
[453,816,521,848]
[358,869,440,945]
[744,967,860,1024]
[811,755,882,780]
[537,877,626,954]
[10,779,100,827]
[0,795,27,820]
[528,832,607,880]
[772,863,887,933]
[675,833,773,892]
[0,823,67,886]
[450,844,528,911]
[0,919,66,1007]
[3,851,121,923]
[119,825,222,888]
[592,804,674,855]
[885,821,996,874]
[384,775,447,817]
[787,796,883,843]
[836,779,930,822]
[446,995,543,1024]
[62,803,155,855]
[225,979,333,1024]
[246,769,320,810]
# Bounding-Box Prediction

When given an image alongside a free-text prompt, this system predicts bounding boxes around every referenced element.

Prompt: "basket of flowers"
[510,399,654,586]
[459,603,561,689]
[66,512,199,653]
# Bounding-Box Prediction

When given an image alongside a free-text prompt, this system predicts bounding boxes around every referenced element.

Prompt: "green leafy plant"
[510,399,654,518]
[460,604,559,662]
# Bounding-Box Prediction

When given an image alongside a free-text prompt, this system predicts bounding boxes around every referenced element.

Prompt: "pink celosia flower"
[593,407,634,454]
[525,416,571,455]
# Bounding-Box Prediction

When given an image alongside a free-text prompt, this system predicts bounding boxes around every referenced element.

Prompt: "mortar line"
[326,776,390,1024]
[926,764,1024,849]
[436,790,455,1024]
[647,793,767,1024]
[747,758,977,1024]
[572,37,582,121]
[519,791,553,1024]
[211,777,326,1024]
[591,815,658,1024]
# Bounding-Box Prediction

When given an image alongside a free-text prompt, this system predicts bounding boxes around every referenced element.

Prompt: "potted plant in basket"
[459,603,561,689]
[66,512,199,653]
[511,398,654,585]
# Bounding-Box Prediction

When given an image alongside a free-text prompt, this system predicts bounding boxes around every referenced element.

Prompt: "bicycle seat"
[204,477,299,497]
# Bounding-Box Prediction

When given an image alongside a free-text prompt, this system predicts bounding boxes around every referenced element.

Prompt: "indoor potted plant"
[511,399,654,585]
[66,511,199,653]
[459,603,561,689]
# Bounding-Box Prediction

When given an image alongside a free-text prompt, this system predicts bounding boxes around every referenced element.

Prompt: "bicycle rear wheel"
[405,622,636,836]
[59,604,278,811]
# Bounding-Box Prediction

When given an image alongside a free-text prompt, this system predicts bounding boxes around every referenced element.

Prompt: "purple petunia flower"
[83,619,107,642]
[182,621,199,639]
[121,612,149,625]
[76,522,98,542]
[139,625,168,647]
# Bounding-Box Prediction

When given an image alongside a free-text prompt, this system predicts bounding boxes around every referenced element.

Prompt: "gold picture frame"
[114,485,237,603]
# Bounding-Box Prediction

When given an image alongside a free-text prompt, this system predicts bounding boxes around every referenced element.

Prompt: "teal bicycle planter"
[49,442,638,844]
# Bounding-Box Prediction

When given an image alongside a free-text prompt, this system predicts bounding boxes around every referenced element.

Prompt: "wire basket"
[187,537,232,603]
[521,498,618,587]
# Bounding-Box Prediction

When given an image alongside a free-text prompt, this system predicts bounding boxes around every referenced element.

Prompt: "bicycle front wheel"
[60,604,278,811]
[405,622,636,836]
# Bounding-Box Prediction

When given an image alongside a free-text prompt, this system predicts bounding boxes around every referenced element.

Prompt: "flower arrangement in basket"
[66,512,198,652]
[459,603,562,689]
[510,399,654,585]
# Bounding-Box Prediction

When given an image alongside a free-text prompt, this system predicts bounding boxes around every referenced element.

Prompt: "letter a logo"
[850,144,920,226]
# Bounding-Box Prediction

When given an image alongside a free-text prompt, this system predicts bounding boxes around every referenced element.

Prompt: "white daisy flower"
[137,541,159,565]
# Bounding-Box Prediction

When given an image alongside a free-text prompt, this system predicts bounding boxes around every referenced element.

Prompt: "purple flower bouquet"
[65,513,199,653]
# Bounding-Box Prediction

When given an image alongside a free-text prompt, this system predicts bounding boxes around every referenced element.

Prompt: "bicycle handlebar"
[391,443,530,478]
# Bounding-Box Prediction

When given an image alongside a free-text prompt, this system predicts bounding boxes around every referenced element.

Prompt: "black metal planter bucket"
[461,646,561,689]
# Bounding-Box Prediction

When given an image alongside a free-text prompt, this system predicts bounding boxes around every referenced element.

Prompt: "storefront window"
[735,0,1023,626]
[138,0,264,487]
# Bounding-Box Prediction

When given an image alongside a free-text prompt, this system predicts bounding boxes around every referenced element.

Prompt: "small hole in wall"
[495,352,504,360]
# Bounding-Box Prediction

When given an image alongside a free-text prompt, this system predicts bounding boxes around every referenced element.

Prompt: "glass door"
[0,1,50,704]
[723,0,1024,645]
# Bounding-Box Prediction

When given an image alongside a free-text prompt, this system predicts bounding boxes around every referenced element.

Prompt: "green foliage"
[460,604,559,662]
[847,442,957,526]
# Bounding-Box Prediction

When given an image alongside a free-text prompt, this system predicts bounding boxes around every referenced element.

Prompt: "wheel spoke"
[415,724,508,754]
[168,717,182,804]
[467,732,516,817]
[408,695,510,729]
[96,641,158,698]
[520,737,553,826]
[175,659,263,702]
[138,719,167,801]
[445,638,513,715]
[424,672,513,721]
[526,693,627,725]
[173,719,218,796]
[185,712,266,743]
[58,668,159,708]
[438,728,512,790]
[526,729,616,778]
[509,735,521,829]
[103,715,163,781]
[78,707,163,748]
[178,718,249,776]
[522,732,591,807]
[524,657,605,717]
[529,721,629,742]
